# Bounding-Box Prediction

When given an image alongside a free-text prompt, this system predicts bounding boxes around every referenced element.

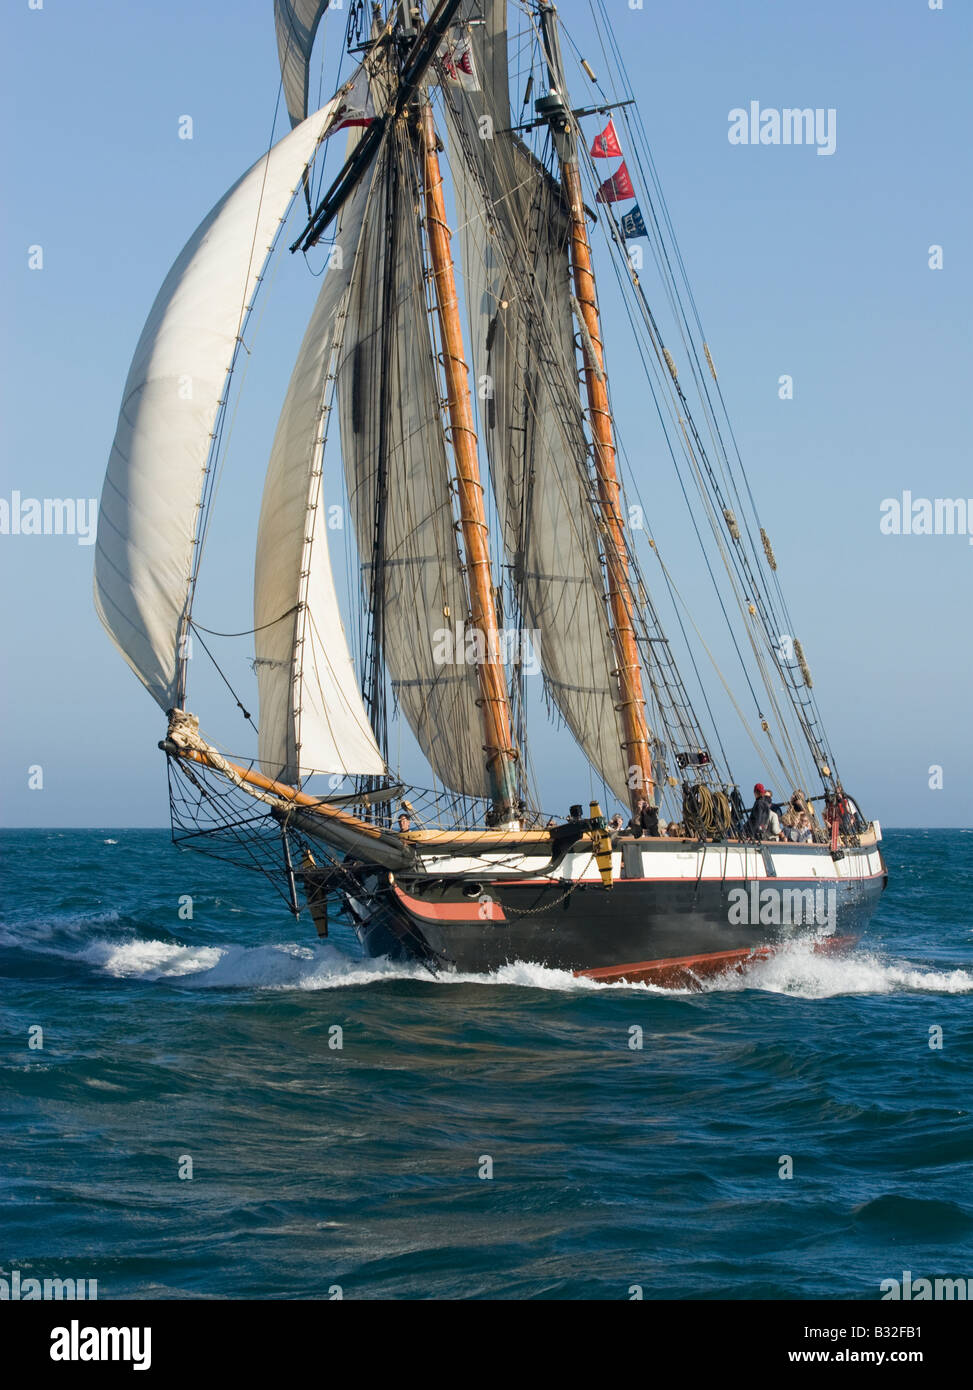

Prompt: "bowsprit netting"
[166,754,318,909]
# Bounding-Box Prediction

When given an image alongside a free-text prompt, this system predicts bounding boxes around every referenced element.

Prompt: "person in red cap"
[748,783,771,838]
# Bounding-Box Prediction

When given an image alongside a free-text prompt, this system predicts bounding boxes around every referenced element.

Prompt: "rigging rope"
[585,0,838,791]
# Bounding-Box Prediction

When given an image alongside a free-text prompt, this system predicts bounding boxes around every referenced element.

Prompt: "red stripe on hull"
[575,935,858,989]
[391,885,506,923]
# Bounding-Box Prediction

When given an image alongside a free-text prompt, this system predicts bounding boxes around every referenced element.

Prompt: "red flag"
[331,67,376,130]
[595,161,634,204]
[590,118,622,159]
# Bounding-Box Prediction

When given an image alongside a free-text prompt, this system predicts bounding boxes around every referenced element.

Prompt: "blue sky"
[1,0,970,828]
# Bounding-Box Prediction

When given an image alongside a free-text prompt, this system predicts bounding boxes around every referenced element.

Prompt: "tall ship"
[94,0,887,988]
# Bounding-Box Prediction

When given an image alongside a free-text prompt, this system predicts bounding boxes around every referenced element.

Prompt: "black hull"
[305,846,887,986]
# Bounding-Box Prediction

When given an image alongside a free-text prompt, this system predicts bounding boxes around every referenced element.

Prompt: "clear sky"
[1,0,970,829]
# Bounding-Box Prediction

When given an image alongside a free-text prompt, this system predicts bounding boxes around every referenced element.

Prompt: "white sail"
[94,98,340,713]
[254,163,386,782]
[274,0,331,127]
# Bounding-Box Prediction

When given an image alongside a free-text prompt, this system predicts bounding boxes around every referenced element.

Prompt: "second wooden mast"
[419,97,520,825]
[537,2,654,811]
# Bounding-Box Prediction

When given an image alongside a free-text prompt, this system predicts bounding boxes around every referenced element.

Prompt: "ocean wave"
[77,937,225,979]
[698,941,973,998]
[189,947,675,994]
[189,945,636,993]
[3,908,970,999]
[0,908,122,948]
[4,930,659,994]
[65,934,973,1000]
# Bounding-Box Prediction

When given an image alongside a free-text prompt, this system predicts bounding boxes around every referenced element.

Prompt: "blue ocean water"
[1,826,971,1300]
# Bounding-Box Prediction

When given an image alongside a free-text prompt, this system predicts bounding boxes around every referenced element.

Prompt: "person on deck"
[627,797,660,838]
[781,792,808,840]
[762,789,784,840]
[748,783,771,838]
[749,784,784,840]
[837,787,865,833]
[397,811,411,833]
[825,787,861,837]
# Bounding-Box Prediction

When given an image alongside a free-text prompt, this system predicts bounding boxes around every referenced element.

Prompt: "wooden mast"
[537,3,654,811]
[419,98,520,823]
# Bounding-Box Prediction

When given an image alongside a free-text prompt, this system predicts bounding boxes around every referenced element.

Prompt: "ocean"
[1,826,971,1301]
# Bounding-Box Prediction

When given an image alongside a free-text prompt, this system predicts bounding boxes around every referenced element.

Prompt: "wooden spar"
[291,0,464,251]
[164,723,555,853]
[537,5,654,811]
[161,730,416,870]
[165,740,389,836]
[419,98,520,822]
[562,159,654,806]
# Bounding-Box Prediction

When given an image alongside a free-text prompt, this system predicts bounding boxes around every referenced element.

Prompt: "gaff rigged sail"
[335,134,490,798]
[443,0,631,802]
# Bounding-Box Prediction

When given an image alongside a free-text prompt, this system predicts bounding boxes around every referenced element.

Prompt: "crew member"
[748,783,771,837]
[762,789,784,840]
[627,797,660,838]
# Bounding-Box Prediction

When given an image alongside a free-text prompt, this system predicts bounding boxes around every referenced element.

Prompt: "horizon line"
[1,824,970,834]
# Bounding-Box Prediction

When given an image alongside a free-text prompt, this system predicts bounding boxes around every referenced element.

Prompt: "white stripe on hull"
[409,824,885,884]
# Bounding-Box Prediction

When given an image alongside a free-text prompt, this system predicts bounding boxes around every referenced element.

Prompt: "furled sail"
[335,133,490,798]
[253,160,387,783]
[443,1,631,803]
[94,98,341,713]
[274,0,331,127]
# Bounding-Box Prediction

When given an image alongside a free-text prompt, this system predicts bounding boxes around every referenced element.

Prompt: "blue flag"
[620,204,647,239]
